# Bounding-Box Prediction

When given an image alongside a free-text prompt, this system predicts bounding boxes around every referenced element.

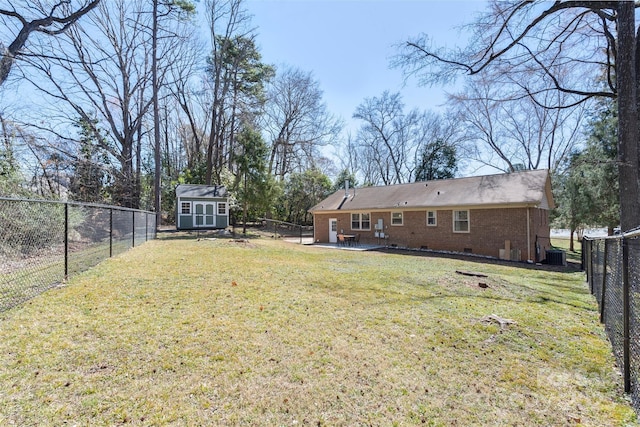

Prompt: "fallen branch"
[456,270,488,278]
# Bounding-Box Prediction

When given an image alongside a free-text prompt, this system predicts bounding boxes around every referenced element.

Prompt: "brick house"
[308,169,554,262]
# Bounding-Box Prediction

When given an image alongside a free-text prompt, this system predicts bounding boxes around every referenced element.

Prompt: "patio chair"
[354,233,360,246]
[337,234,346,247]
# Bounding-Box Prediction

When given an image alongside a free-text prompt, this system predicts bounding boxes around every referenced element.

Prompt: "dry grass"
[0,235,635,426]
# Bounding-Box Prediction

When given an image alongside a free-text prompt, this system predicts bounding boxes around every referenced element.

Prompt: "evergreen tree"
[332,168,358,192]
[414,139,457,181]
[280,168,331,225]
[552,154,593,251]
[233,124,278,233]
[552,98,619,249]
[0,135,23,196]
[581,100,619,234]
[69,117,108,203]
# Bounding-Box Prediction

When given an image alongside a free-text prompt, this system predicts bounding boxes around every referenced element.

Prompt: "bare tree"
[152,0,196,224]
[0,0,99,87]
[166,38,210,171]
[19,1,153,207]
[449,75,585,173]
[394,0,639,230]
[448,78,515,173]
[501,88,586,172]
[263,65,342,179]
[353,91,419,185]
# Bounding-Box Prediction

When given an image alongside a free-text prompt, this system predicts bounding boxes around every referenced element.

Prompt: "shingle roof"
[175,184,227,198]
[310,169,553,212]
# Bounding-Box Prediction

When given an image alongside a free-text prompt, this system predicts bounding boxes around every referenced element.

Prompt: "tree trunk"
[569,227,575,252]
[242,173,247,234]
[618,2,640,231]
[152,0,161,227]
[205,128,215,185]
[135,122,142,209]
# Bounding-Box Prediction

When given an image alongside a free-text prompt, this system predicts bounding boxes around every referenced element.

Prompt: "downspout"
[312,214,316,242]
[527,208,531,262]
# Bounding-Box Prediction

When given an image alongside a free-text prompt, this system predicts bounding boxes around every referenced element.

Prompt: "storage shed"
[175,184,229,230]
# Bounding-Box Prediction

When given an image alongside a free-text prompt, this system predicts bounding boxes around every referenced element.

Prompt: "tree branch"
[0,0,100,86]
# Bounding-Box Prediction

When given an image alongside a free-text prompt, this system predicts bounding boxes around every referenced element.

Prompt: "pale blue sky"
[245,0,488,134]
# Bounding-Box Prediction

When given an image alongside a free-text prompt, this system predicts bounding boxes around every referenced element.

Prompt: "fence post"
[132,211,136,248]
[588,239,594,293]
[584,239,589,289]
[64,202,69,280]
[584,239,591,292]
[599,240,608,323]
[622,236,631,393]
[146,213,149,242]
[109,208,113,258]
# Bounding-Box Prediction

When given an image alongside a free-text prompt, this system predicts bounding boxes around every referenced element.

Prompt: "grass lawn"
[0,235,635,426]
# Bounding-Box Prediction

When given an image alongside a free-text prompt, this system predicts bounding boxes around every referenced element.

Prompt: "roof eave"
[311,201,547,213]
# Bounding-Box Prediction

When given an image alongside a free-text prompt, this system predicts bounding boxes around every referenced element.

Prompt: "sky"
[244,0,488,136]
[0,0,492,178]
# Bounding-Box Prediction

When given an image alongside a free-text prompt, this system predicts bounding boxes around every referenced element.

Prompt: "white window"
[427,211,437,226]
[391,211,403,226]
[453,210,469,233]
[351,213,371,230]
[180,202,191,214]
[217,202,227,215]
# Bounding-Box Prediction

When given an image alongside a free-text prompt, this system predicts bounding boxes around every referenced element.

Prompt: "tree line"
[0,0,634,233]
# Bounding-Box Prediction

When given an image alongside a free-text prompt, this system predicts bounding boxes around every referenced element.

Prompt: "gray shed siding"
[176,197,228,230]
[175,185,229,230]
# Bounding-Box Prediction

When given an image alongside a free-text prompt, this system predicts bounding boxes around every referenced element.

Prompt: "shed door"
[205,204,215,226]
[194,202,216,228]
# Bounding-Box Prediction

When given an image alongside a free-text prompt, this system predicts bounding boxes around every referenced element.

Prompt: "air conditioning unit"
[546,249,566,266]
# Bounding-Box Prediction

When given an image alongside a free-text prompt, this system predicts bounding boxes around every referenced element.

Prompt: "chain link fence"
[584,230,640,413]
[259,218,314,244]
[0,197,156,312]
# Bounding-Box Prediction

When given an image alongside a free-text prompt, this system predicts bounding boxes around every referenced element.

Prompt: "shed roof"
[310,169,554,212]
[175,184,227,198]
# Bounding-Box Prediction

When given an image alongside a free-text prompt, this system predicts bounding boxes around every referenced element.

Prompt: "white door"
[329,218,338,243]
[194,202,216,227]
